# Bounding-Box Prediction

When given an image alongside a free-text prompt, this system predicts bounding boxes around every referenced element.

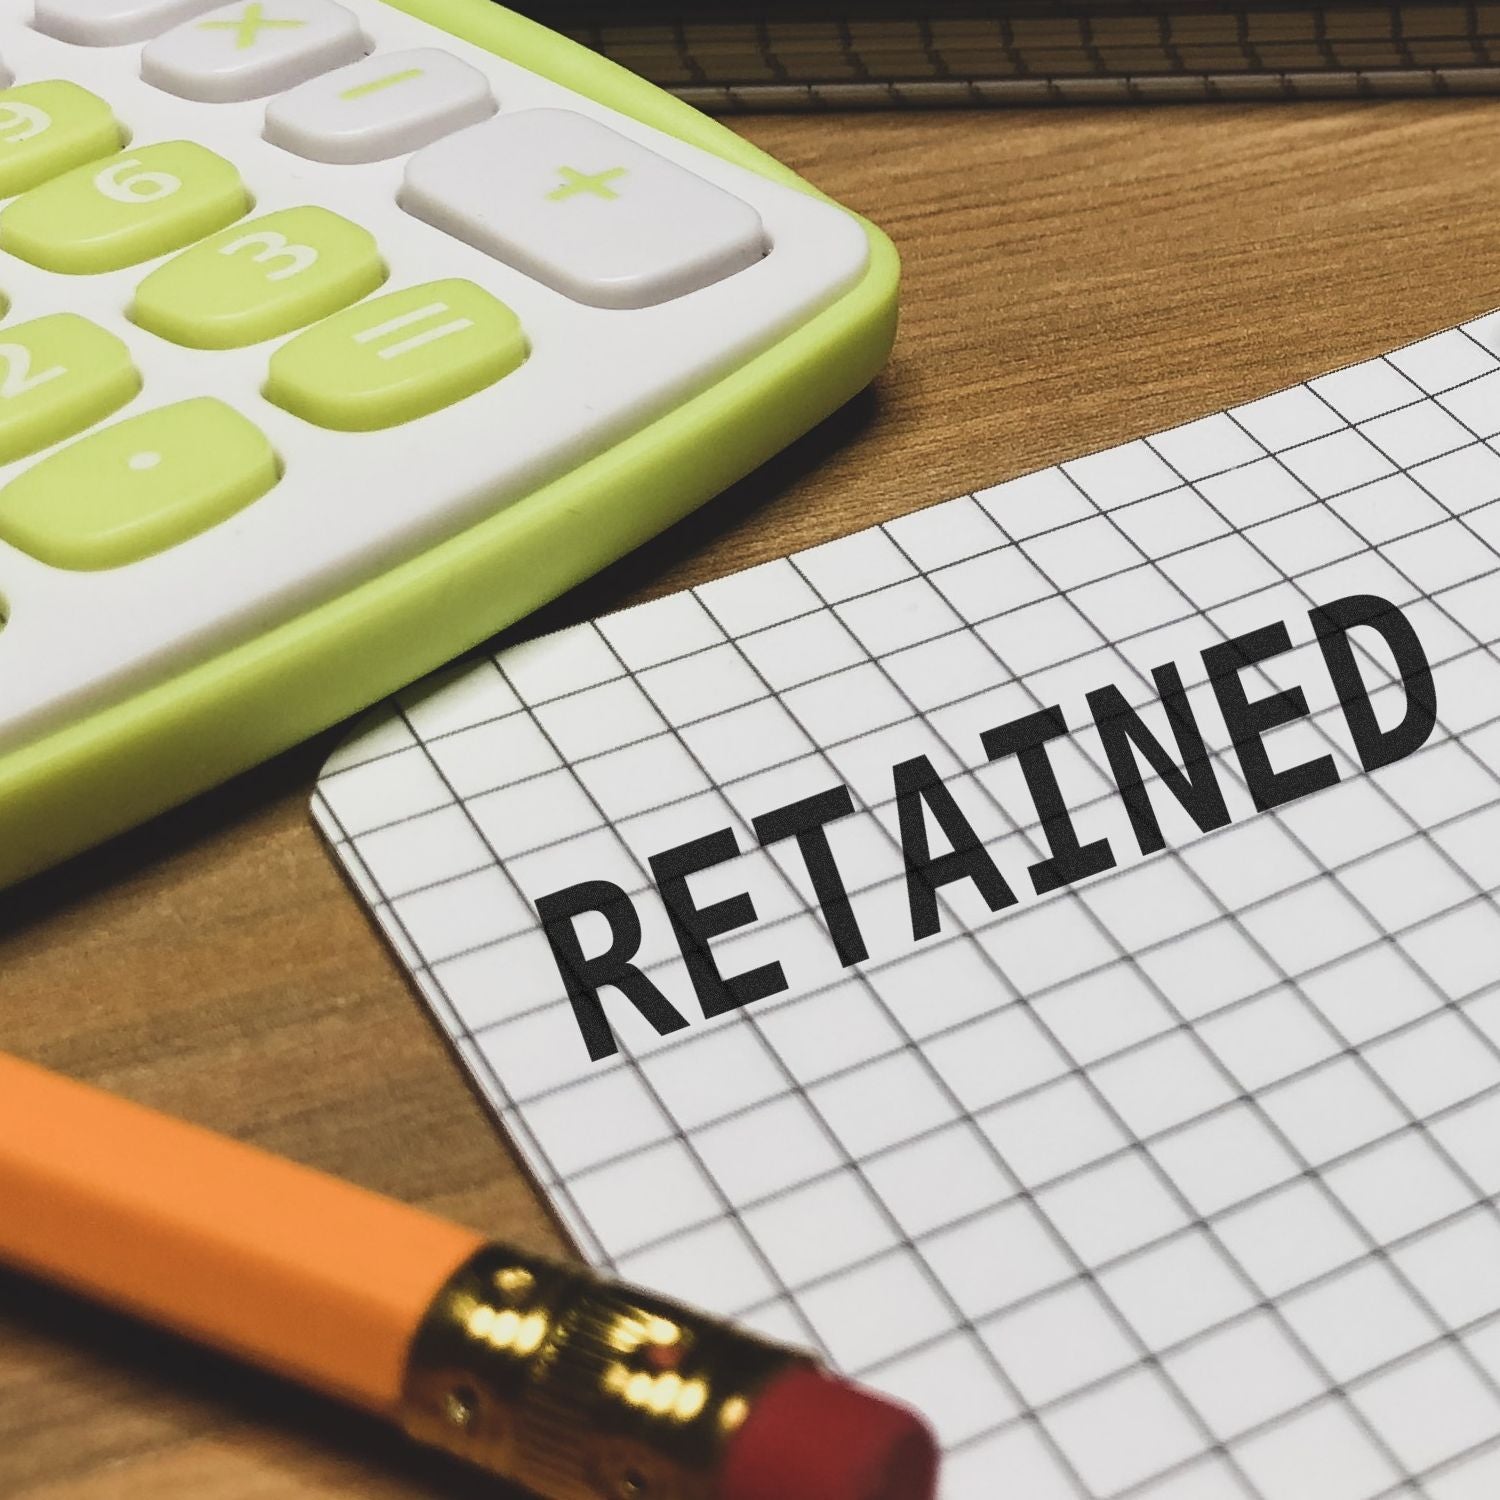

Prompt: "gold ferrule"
[398,1242,810,1500]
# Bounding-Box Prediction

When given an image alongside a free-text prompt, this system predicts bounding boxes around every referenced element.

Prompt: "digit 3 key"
[0,0,899,888]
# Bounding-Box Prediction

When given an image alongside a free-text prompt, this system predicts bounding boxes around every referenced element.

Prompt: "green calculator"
[0,0,898,889]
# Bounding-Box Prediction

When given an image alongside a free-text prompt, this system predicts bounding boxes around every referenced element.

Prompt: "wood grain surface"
[5,96,1500,1499]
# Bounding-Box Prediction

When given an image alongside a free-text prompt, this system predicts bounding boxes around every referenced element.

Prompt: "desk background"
[4,101,1499,1498]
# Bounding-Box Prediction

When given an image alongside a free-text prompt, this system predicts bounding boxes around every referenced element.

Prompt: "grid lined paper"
[316,310,1500,1500]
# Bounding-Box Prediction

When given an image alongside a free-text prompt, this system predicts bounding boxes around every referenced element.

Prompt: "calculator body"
[0,0,899,888]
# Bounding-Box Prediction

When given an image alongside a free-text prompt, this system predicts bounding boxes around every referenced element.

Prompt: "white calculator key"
[140,0,367,103]
[401,108,768,310]
[32,0,223,45]
[264,47,495,164]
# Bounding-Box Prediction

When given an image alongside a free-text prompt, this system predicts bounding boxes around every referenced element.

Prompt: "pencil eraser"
[718,1364,939,1500]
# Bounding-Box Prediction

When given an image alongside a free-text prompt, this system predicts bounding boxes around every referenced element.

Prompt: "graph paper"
[317,311,1500,1499]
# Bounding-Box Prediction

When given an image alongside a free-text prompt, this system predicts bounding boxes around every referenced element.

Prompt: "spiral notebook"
[316,312,1500,1499]
[524,2,1500,109]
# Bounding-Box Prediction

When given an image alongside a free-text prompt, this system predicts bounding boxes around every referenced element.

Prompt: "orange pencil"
[0,1051,937,1500]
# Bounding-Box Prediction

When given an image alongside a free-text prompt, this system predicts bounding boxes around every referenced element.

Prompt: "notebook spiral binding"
[518,2,1500,109]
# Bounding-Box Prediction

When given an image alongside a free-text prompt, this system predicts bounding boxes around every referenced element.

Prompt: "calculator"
[0,0,898,889]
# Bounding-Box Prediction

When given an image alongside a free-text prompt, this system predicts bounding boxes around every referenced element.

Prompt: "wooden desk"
[4,98,1500,1498]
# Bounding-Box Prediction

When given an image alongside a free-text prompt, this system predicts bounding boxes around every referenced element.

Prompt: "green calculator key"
[0,315,141,465]
[0,142,249,275]
[0,398,278,570]
[0,82,124,199]
[132,207,386,349]
[265,278,527,430]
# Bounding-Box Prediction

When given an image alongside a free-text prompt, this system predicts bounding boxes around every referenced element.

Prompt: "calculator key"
[33,0,223,45]
[0,399,277,570]
[263,48,496,165]
[0,142,248,274]
[0,316,140,466]
[141,0,366,104]
[132,206,384,349]
[265,279,525,430]
[0,82,124,199]
[400,109,767,310]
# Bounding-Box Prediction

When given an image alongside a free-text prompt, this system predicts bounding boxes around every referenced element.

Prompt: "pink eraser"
[719,1364,940,1500]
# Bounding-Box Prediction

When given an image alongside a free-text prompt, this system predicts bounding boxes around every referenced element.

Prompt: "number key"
[132,207,385,349]
[0,316,141,465]
[0,142,248,275]
[0,83,124,199]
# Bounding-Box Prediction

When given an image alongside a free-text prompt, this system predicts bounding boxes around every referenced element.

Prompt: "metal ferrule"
[398,1241,810,1500]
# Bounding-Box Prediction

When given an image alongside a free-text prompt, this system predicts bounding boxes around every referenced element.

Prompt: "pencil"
[0,1051,937,1500]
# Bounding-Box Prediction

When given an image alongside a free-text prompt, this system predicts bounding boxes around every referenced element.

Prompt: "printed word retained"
[537,595,1437,1060]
